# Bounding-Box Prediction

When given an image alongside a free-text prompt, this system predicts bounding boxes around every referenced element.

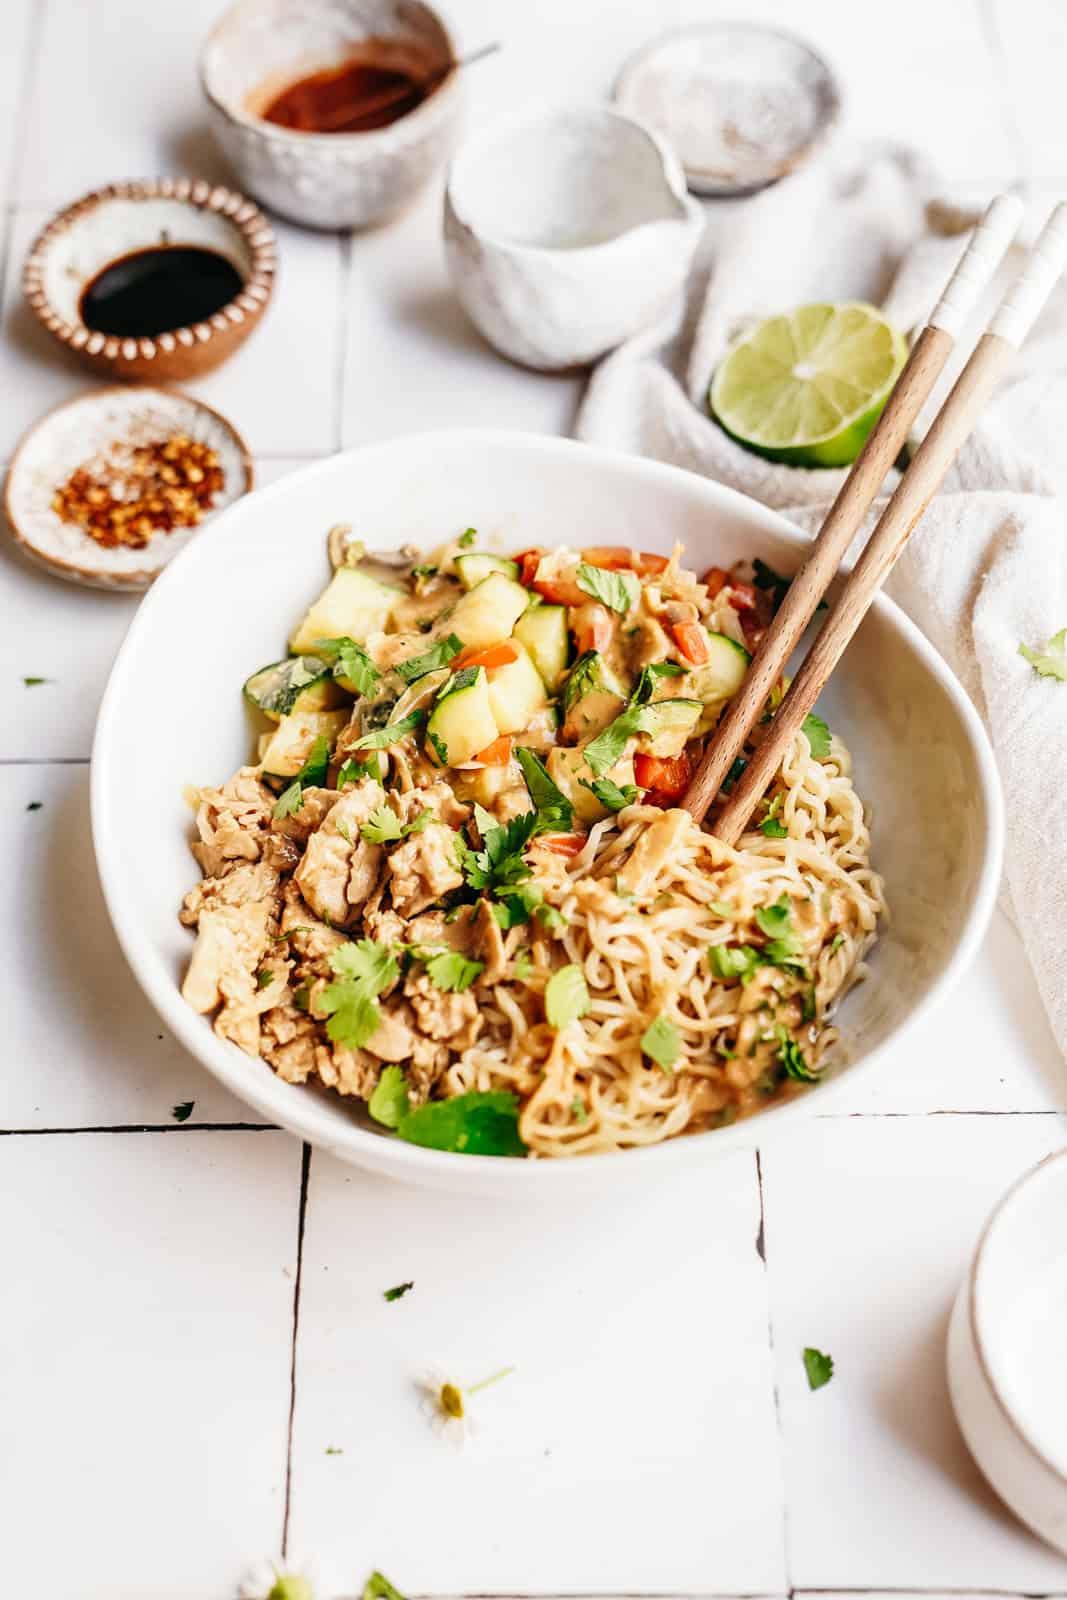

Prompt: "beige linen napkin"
[576,148,1067,1059]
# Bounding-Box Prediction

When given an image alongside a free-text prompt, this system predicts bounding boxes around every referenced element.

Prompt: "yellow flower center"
[440,1382,464,1419]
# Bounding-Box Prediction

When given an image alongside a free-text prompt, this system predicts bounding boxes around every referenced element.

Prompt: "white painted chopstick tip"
[990,199,1067,347]
[928,192,1024,338]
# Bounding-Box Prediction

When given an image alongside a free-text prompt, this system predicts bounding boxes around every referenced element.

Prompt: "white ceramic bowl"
[92,431,1003,1192]
[948,1148,1067,1553]
[200,0,462,231]
[443,106,704,370]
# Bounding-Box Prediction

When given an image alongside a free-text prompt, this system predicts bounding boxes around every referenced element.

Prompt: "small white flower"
[238,1554,321,1600]
[417,1363,515,1449]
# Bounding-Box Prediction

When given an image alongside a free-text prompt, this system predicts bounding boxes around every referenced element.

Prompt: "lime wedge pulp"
[709,302,907,468]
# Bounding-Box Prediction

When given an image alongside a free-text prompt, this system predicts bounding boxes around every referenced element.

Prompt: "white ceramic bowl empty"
[443,106,704,370]
[948,1147,1067,1554]
[92,432,1003,1192]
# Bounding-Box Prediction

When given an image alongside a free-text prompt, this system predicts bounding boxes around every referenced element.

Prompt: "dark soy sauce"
[79,246,244,338]
[261,55,431,134]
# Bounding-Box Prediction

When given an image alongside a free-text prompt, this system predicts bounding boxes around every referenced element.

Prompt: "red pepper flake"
[51,434,224,550]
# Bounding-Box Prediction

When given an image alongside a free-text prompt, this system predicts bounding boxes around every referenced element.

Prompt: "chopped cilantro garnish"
[325,1446,344,1455]
[576,562,634,615]
[571,1098,588,1123]
[438,664,482,701]
[755,897,793,938]
[255,967,274,991]
[456,810,537,894]
[582,703,646,776]
[383,1281,413,1302]
[22,676,48,686]
[830,931,846,953]
[335,819,353,844]
[723,755,747,792]
[428,729,449,765]
[423,949,484,992]
[411,563,437,581]
[632,660,685,704]
[395,632,462,684]
[458,527,477,548]
[273,735,331,819]
[803,1346,834,1390]
[515,746,573,833]
[396,1090,525,1156]
[776,1025,821,1083]
[315,939,398,1050]
[314,635,380,696]
[580,776,640,812]
[801,713,831,760]
[709,943,762,981]
[369,1064,409,1128]
[361,804,431,844]
[513,947,533,980]
[641,1015,680,1072]
[545,964,590,1029]
[172,1101,194,1122]
[710,900,733,917]
[350,710,425,751]
[1020,626,1067,681]
[562,650,603,713]
[759,794,788,838]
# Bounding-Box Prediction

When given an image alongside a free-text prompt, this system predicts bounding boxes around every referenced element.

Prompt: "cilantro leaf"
[316,939,398,1051]
[776,1025,821,1082]
[369,1064,410,1128]
[172,1100,194,1122]
[272,734,331,819]
[641,1015,680,1072]
[571,1097,588,1123]
[582,703,646,776]
[350,710,425,751]
[709,943,762,981]
[755,897,793,938]
[256,966,274,991]
[562,651,603,713]
[423,949,484,992]
[803,1346,834,1390]
[515,746,573,833]
[580,777,640,812]
[337,754,383,786]
[395,632,462,684]
[576,562,635,614]
[802,713,831,760]
[457,811,537,894]
[315,635,380,696]
[397,1090,526,1157]
[363,1573,408,1600]
[23,676,48,686]
[331,939,397,992]
[411,563,437,581]
[458,527,477,548]
[360,803,431,845]
[1020,626,1067,681]
[632,660,685,704]
[762,937,808,974]
[760,794,788,838]
[545,964,590,1029]
[513,948,532,980]
[830,931,846,953]
[383,1281,413,1302]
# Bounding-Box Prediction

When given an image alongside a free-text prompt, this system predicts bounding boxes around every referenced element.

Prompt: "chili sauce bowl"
[443,106,704,371]
[948,1147,1067,1554]
[200,0,463,231]
[92,431,1002,1193]
[23,179,276,383]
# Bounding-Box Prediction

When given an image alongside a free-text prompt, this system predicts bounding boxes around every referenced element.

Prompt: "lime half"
[709,302,907,468]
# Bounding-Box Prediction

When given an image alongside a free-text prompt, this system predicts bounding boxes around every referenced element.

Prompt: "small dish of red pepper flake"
[3,387,252,590]
[52,434,226,550]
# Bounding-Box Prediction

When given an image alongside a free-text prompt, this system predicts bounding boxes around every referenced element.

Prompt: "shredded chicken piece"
[405,972,480,1046]
[388,820,463,916]
[180,859,279,926]
[190,766,274,877]
[294,780,385,927]
[262,1003,320,1082]
[314,1041,381,1098]
[272,785,336,843]
[181,899,276,1055]
[472,897,507,984]
[365,1003,418,1062]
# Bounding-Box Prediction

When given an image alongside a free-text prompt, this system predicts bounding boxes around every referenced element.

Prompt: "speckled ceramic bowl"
[23,179,276,382]
[200,0,463,231]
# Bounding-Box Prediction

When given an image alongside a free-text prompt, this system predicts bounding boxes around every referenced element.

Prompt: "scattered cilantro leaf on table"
[23,676,49,686]
[803,1346,834,1390]
[172,1101,194,1123]
[641,1015,681,1072]
[383,1281,413,1303]
[545,964,590,1029]
[394,632,462,684]
[363,1572,407,1600]
[26,801,43,812]
[369,1064,410,1129]
[397,1089,526,1156]
[1019,626,1067,681]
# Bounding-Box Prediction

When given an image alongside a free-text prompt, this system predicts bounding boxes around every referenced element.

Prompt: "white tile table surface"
[1,2,1065,1597]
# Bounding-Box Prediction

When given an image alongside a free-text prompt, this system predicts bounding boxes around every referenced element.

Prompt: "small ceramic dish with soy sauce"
[23,178,276,383]
[199,0,464,231]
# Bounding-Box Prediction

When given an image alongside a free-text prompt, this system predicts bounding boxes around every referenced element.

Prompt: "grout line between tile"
[282,1140,312,1558]
[755,1148,791,1591]
[0,757,91,766]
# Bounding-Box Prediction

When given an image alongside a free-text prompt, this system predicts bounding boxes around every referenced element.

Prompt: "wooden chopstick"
[681,194,1024,829]
[709,197,1067,847]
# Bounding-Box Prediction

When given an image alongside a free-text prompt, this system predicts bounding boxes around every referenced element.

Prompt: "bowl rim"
[198,0,461,147]
[968,1146,1067,1486]
[612,20,843,197]
[445,103,699,258]
[91,429,1005,1182]
[22,178,276,367]
[3,383,255,589]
